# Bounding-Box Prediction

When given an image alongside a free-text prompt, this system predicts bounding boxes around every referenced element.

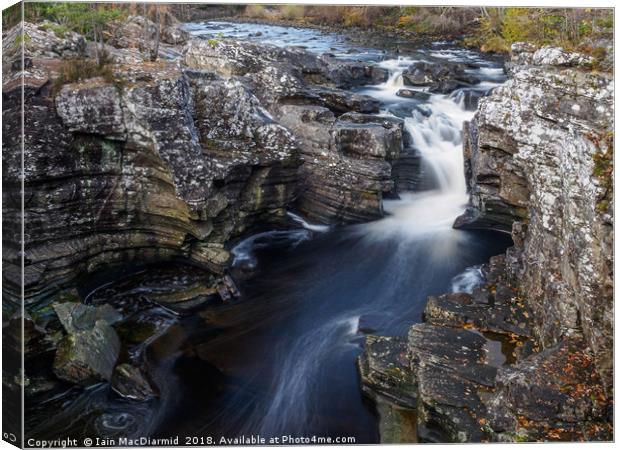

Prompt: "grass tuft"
[52,58,116,96]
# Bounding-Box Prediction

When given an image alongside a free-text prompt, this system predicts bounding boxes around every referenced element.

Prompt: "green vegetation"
[466,8,614,54]
[23,3,129,65]
[38,21,71,38]
[5,3,612,62]
[12,32,31,51]
[589,131,613,213]
[2,1,22,31]
[24,2,127,36]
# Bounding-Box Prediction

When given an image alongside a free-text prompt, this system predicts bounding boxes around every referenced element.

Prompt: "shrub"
[305,6,346,25]
[480,35,510,53]
[471,7,614,54]
[500,8,533,43]
[394,7,471,35]
[397,15,414,28]
[244,5,269,19]
[343,8,365,27]
[279,5,305,21]
[25,2,126,36]
[12,32,32,51]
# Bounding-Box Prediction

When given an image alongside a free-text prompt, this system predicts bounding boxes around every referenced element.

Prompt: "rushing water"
[28,22,511,444]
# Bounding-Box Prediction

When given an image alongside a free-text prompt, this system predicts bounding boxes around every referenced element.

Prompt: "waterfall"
[355,61,479,241]
[385,70,404,89]
[195,40,508,439]
[404,95,472,195]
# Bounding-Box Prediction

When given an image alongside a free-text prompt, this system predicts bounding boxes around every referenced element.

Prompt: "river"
[26,21,512,444]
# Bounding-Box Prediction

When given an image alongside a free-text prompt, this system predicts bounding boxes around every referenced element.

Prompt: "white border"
[0,2,616,450]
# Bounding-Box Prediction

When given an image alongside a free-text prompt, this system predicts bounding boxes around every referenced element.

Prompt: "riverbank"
[178,4,613,62]
[196,15,457,50]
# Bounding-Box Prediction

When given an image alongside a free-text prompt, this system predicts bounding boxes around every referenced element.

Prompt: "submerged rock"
[51,293,123,388]
[396,88,431,101]
[111,364,158,401]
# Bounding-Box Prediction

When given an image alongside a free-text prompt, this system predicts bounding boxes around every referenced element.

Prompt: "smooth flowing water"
[27,22,511,444]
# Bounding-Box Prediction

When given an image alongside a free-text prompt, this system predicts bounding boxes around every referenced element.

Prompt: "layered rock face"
[183,38,404,224]
[3,19,402,396]
[456,44,613,390]
[279,109,403,222]
[3,36,300,311]
[360,44,613,442]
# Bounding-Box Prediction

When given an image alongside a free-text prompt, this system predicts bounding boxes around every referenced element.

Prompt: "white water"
[231,213,329,269]
[187,31,509,438]
[451,264,485,293]
[357,61,482,244]
[231,229,311,269]
[385,70,404,89]
[251,57,505,435]
[287,211,331,233]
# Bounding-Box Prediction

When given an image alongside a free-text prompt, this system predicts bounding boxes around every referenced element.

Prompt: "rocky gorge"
[359,44,614,442]
[2,12,613,445]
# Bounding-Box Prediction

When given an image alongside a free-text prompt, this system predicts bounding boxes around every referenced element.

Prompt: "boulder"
[276,105,402,224]
[52,302,123,386]
[333,120,402,160]
[2,22,86,63]
[424,292,533,338]
[359,323,499,443]
[53,302,122,334]
[488,339,612,441]
[108,15,189,50]
[320,54,389,88]
[409,324,497,443]
[53,319,120,385]
[4,55,300,310]
[161,24,190,45]
[396,89,431,101]
[402,61,480,93]
[311,87,381,114]
[531,46,595,67]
